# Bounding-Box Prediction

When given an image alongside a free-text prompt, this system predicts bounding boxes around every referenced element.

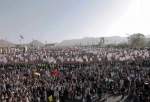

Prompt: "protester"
[0,47,150,102]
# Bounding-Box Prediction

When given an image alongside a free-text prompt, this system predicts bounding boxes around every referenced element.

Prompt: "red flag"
[51,69,60,77]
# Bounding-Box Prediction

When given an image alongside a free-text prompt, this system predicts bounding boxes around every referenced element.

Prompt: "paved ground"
[104,95,127,102]
[65,95,128,102]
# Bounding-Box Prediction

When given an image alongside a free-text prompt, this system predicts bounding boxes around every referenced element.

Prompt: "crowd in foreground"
[0,47,150,102]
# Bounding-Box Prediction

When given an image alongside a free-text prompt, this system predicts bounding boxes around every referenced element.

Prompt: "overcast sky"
[0,0,150,43]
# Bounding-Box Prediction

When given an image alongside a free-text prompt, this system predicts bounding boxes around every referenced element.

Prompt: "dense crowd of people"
[0,47,150,102]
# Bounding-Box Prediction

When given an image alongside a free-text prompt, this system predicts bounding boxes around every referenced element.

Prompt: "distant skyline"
[0,0,150,43]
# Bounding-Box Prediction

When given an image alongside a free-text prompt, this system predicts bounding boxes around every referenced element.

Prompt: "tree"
[146,41,150,47]
[98,37,105,47]
[117,43,128,48]
[128,33,146,48]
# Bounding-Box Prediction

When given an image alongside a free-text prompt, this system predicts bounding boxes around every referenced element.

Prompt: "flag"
[19,35,24,39]
[48,95,53,102]
[32,70,40,77]
[34,72,40,76]
[51,69,60,77]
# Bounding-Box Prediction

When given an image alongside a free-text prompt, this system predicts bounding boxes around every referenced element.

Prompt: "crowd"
[0,47,150,102]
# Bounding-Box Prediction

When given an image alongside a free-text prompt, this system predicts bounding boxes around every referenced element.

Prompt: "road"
[103,95,127,102]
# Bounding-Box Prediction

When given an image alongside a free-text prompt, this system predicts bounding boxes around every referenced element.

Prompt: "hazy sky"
[0,0,150,43]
